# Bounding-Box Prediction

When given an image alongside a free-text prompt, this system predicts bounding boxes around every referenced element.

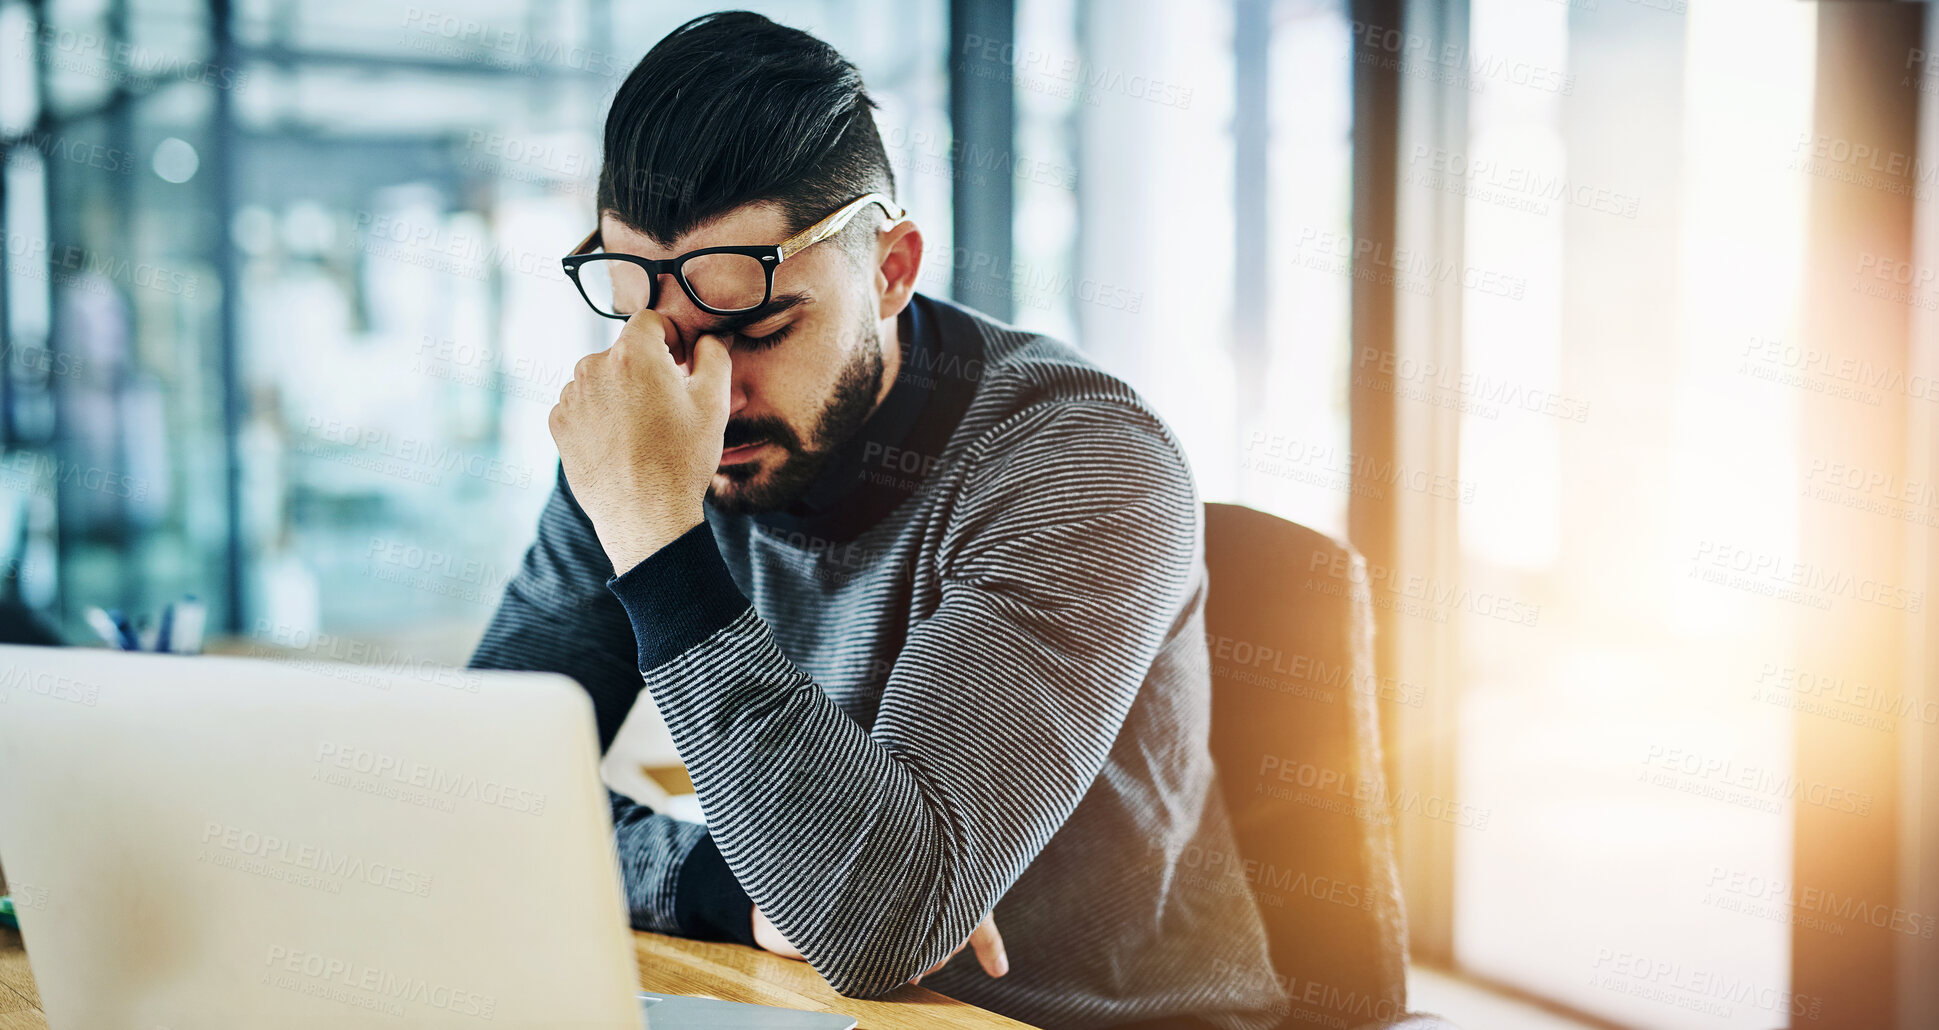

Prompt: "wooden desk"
[0,925,1036,1030]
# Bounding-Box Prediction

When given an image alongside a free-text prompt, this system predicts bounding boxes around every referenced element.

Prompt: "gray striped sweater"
[471,294,1287,1030]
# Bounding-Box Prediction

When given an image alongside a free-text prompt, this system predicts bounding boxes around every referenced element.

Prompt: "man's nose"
[727,359,749,417]
[649,283,748,414]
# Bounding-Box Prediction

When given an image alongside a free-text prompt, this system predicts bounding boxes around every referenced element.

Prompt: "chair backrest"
[1202,503,1409,1030]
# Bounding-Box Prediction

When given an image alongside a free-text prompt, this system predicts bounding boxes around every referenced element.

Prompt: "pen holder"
[85,598,207,654]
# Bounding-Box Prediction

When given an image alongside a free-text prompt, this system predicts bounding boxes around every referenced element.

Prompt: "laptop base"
[638,992,858,1030]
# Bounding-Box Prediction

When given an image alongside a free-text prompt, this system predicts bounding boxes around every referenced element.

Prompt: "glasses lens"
[575,258,652,317]
[681,253,769,312]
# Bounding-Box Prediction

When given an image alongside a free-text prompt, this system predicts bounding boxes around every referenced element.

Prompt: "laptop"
[0,644,856,1030]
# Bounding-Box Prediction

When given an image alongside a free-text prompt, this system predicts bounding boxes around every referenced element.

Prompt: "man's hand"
[751,907,1009,984]
[912,912,1007,984]
[751,905,805,959]
[549,310,732,574]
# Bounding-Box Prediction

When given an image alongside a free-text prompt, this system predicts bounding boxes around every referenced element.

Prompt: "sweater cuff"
[674,834,757,946]
[607,521,752,671]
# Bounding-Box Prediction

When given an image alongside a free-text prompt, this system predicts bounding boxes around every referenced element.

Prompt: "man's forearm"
[605,507,1175,998]
[609,791,756,945]
[472,473,754,947]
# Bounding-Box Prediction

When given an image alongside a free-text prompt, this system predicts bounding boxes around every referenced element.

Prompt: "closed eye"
[733,323,795,352]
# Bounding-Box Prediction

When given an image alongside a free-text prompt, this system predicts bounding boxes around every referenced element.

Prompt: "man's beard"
[706,315,885,515]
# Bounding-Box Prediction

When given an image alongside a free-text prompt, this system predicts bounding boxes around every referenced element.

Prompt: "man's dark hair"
[597,11,895,255]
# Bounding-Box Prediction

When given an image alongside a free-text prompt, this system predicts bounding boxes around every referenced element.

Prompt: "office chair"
[1202,503,1453,1030]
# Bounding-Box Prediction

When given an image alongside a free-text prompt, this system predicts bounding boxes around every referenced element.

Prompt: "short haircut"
[597,11,896,256]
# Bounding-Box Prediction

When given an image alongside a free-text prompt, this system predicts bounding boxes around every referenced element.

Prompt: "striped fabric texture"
[472,294,1288,1030]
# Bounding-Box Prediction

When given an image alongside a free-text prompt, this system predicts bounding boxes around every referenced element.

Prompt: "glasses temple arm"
[776,194,905,260]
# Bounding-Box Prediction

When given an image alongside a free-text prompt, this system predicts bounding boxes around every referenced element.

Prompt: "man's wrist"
[606,520,753,672]
[600,507,705,575]
[673,833,758,947]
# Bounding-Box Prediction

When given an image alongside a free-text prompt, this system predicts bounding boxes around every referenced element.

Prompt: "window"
[5,0,947,651]
[1444,1,1817,1026]
[1010,0,1352,539]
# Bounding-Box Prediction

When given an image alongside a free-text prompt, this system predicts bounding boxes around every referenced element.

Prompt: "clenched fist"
[549,309,733,574]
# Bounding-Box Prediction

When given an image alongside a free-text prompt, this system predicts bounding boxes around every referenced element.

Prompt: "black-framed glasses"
[560,192,905,320]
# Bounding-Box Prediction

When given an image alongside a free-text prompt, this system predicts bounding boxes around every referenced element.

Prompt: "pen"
[105,609,138,651]
[172,598,206,654]
[85,607,125,650]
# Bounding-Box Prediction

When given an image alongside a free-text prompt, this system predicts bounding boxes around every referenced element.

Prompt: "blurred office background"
[1,0,1936,1028]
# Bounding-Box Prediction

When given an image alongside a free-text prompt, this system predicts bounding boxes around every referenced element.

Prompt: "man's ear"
[874,219,924,321]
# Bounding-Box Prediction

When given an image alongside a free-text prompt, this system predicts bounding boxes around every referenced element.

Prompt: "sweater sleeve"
[472,465,754,945]
[607,401,1200,998]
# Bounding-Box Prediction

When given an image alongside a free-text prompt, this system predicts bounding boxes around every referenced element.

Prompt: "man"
[471,12,1286,1030]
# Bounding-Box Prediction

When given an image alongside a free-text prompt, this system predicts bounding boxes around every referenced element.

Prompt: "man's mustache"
[722,417,799,452]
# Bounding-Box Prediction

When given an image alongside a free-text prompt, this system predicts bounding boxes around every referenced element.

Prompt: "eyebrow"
[699,292,809,337]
